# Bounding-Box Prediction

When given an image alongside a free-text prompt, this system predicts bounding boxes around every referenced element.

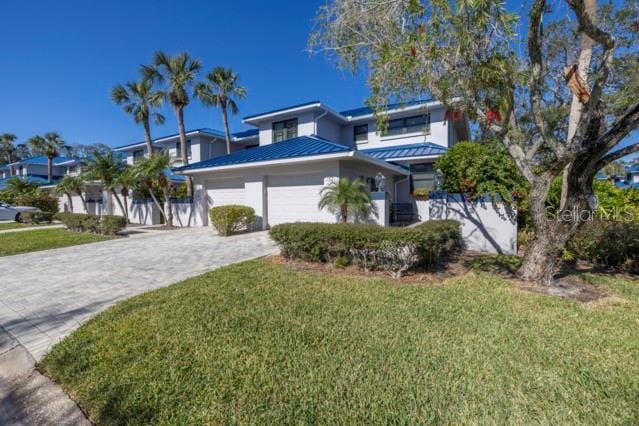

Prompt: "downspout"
[314,107,329,135]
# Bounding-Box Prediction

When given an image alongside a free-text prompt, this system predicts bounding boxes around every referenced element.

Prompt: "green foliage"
[566,219,639,273]
[269,221,460,277]
[435,140,528,203]
[40,260,639,424]
[0,179,59,215]
[318,177,375,222]
[209,205,256,236]
[20,211,55,224]
[56,213,127,235]
[412,187,429,200]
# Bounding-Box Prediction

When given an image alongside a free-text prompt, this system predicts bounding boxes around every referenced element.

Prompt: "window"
[272,119,298,142]
[176,140,192,160]
[133,149,145,163]
[410,163,435,191]
[354,124,368,142]
[383,114,430,137]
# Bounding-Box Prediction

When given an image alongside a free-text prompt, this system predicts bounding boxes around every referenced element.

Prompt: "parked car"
[0,202,41,222]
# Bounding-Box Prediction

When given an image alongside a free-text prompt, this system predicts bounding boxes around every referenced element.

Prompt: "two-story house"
[0,156,85,189]
[176,99,469,228]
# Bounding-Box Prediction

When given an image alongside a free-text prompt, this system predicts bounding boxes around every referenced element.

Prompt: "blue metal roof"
[628,165,639,173]
[176,136,351,172]
[340,99,433,118]
[3,156,78,167]
[232,128,259,139]
[360,142,447,160]
[243,101,320,121]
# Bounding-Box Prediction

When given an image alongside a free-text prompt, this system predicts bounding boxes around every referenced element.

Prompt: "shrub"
[100,215,127,235]
[269,221,461,278]
[56,213,126,236]
[20,211,55,224]
[209,205,255,236]
[0,188,59,215]
[566,219,639,273]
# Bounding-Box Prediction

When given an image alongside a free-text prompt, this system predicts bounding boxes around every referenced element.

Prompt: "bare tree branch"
[597,142,639,168]
[596,102,639,151]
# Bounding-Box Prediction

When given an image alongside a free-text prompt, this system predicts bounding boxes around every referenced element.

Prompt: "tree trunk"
[176,106,193,226]
[340,204,348,223]
[65,192,74,212]
[162,186,174,227]
[560,0,597,209]
[47,157,53,183]
[122,194,130,223]
[143,118,154,156]
[221,107,232,155]
[147,185,167,224]
[78,193,88,213]
[110,188,127,219]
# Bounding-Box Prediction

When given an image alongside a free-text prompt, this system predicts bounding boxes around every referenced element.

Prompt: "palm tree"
[133,151,174,226]
[115,168,138,223]
[27,132,67,183]
[196,67,247,154]
[84,153,127,218]
[55,176,76,212]
[0,133,17,164]
[142,51,201,170]
[111,79,165,155]
[60,175,88,213]
[3,176,39,195]
[318,177,375,223]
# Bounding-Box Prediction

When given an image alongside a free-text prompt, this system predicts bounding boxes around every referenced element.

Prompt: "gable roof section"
[360,143,447,160]
[340,99,433,118]
[3,156,78,168]
[176,135,351,172]
[113,127,259,151]
[243,101,321,121]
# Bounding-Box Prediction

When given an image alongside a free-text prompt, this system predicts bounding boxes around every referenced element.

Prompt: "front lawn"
[41,261,639,424]
[0,228,110,256]
[0,222,54,231]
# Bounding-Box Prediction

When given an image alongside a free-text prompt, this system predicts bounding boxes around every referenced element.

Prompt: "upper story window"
[411,163,435,191]
[176,140,192,160]
[272,119,298,142]
[354,124,368,143]
[133,149,145,163]
[383,114,430,137]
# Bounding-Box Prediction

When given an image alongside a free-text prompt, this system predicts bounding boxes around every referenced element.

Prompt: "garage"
[266,173,331,226]
[205,176,245,209]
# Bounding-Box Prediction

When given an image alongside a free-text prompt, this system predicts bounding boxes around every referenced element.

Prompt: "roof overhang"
[178,151,409,176]
[113,129,225,152]
[243,102,348,125]
[345,99,447,122]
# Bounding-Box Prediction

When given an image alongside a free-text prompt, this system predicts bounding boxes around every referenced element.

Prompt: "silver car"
[0,202,41,222]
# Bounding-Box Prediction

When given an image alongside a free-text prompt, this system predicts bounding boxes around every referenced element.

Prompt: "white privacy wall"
[425,194,518,255]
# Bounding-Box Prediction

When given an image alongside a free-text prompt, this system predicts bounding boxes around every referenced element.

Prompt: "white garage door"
[267,173,329,226]
[206,177,245,209]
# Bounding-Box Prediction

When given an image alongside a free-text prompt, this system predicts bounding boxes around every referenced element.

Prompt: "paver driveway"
[0,227,277,361]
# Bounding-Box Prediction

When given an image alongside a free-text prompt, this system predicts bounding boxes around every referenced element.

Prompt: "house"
[175,99,470,228]
[627,165,639,187]
[0,156,84,190]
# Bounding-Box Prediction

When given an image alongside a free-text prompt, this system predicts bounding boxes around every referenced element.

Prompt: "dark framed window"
[272,119,298,142]
[133,149,145,163]
[176,140,192,160]
[410,163,435,191]
[354,124,369,142]
[383,113,430,136]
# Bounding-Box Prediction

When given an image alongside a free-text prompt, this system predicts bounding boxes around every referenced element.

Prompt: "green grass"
[0,222,54,231]
[0,228,110,256]
[40,261,639,424]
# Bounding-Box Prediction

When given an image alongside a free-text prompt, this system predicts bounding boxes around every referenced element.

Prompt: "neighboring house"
[176,99,470,228]
[627,165,639,186]
[0,156,84,190]
[112,128,259,166]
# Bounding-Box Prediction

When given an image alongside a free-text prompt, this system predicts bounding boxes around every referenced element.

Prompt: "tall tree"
[133,151,174,227]
[196,67,247,154]
[84,153,127,219]
[0,133,18,165]
[27,132,66,182]
[142,51,201,173]
[112,79,165,155]
[310,0,639,284]
[115,168,138,224]
[55,175,88,213]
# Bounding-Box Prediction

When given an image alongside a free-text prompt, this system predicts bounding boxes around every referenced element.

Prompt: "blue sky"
[0,0,370,148]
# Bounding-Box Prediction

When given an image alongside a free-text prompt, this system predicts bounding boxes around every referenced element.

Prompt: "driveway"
[0,227,277,361]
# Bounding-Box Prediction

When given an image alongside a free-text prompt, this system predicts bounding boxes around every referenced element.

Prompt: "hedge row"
[56,213,127,236]
[20,211,56,224]
[269,220,461,278]
[566,219,639,273]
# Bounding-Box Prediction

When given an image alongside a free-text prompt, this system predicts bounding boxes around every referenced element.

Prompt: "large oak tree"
[310,0,639,285]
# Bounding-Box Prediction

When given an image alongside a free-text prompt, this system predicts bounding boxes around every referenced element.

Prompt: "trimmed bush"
[100,215,127,236]
[0,189,59,215]
[19,211,55,224]
[209,205,255,236]
[269,220,461,277]
[567,219,639,273]
[56,213,127,236]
